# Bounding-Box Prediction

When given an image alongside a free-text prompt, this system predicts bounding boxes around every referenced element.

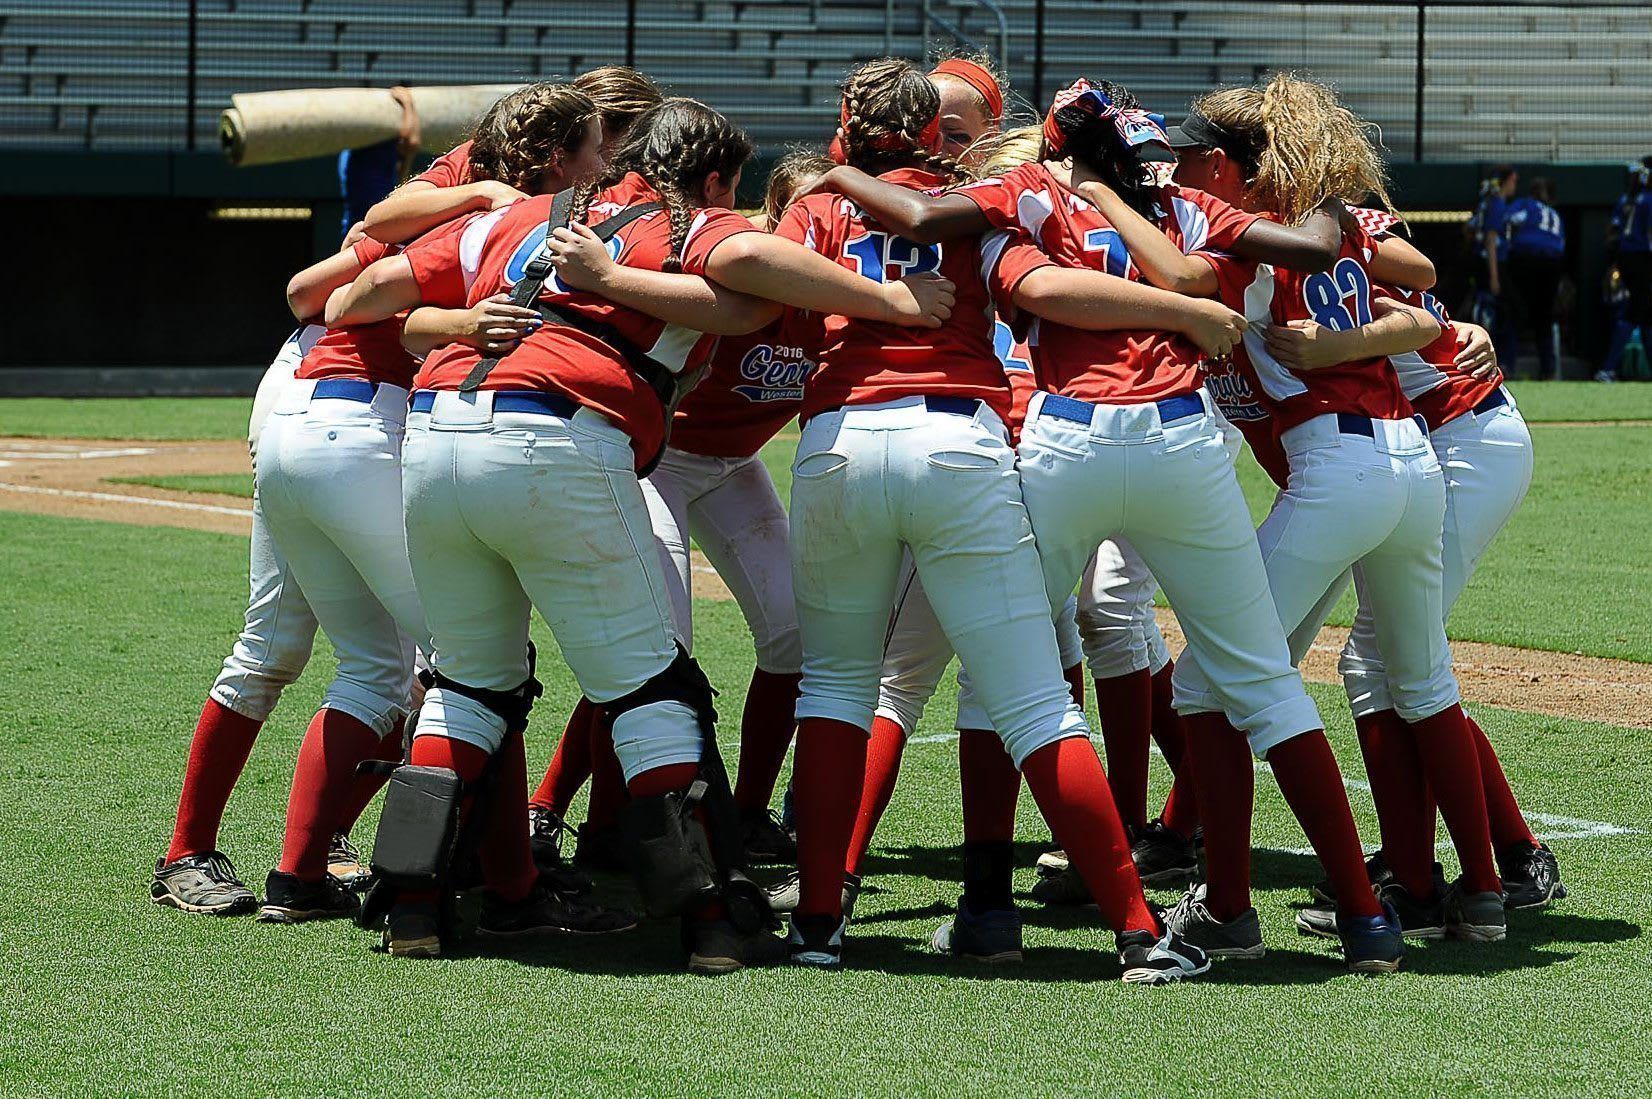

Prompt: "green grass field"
[1,391,1648,1096]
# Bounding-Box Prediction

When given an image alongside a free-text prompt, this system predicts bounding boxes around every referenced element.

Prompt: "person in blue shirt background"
[1600,158,1652,380]
[1505,177,1567,379]
[1467,164,1519,366]
[338,84,422,237]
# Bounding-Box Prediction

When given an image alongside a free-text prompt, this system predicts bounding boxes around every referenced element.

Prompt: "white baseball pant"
[401,391,701,780]
[255,380,428,737]
[1075,537,1171,681]
[209,329,323,722]
[641,446,802,673]
[1018,390,1322,757]
[790,397,1088,767]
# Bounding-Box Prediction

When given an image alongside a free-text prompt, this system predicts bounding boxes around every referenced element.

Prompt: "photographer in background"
[1505,177,1567,380]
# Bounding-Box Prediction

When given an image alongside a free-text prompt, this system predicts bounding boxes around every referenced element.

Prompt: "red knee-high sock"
[959,729,1020,845]
[1020,737,1157,935]
[1092,668,1154,834]
[795,718,869,919]
[1466,712,1536,848]
[1356,709,1436,898]
[1184,712,1255,920]
[733,668,802,811]
[1063,663,1086,709]
[1408,706,1501,894]
[585,712,628,829]
[479,729,538,903]
[844,715,907,875]
[1268,733,1382,919]
[1149,662,1198,835]
[338,718,405,833]
[530,698,598,815]
[277,709,382,879]
[166,698,264,862]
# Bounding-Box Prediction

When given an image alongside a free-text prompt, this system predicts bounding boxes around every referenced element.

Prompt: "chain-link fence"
[2,0,1648,162]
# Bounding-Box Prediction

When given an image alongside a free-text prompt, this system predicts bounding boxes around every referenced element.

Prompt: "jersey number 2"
[1302,258,1372,332]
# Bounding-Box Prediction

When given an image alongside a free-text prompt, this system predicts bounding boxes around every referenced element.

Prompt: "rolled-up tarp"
[220,84,522,166]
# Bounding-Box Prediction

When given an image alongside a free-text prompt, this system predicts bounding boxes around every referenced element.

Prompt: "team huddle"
[151,57,1566,983]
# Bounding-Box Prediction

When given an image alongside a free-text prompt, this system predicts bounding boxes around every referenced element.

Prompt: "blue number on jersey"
[1302,257,1372,332]
[993,319,1032,372]
[844,230,942,282]
[1082,227,1132,277]
[1418,291,1449,325]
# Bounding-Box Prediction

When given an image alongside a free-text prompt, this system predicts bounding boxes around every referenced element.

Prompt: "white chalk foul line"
[905,729,1639,848]
[0,447,157,461]
[0,481,253,518]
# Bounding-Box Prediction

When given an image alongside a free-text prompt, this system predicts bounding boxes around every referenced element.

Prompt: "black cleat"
[384,900,442,958]
[931,898,1023,965]
[1312,854,1446,905]
[1116,926,1212,984]
[1498,841,1564,909]
[1030,866,1092,906]
[739,807,797,864]
[1443,879,1507,942]
[1163,884,1264,959]
[528,806,594,896]
[326,832,372,892]
[1296,882,1444,941]
[257,870,361,924]
[572,821,628,872]
[151,851,257,916]
[787,912,846,968]
[476,882,638,939]
[686,919,789,974]
[1339,901,1406,974]
[1131,819,1200,887]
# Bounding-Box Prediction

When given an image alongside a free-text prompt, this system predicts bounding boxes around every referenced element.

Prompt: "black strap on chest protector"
[457,192,666,393]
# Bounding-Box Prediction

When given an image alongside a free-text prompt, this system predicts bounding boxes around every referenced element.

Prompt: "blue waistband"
[409,390,579,419]
[923,396,981,417]
[1472,388,1509,416]
[311,377,379,403]
[1039,390,1205,426]
[1336,412,1430,437]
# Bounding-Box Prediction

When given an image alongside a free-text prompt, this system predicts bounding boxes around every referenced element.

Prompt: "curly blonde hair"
[837,58,959,182]
[966,123,1042,181]
[466,82,598,193]
[1194,72,1394,226]
[762,149,835,231]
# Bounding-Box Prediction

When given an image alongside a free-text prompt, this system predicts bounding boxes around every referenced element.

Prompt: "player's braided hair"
[466,82,598,193]
[837,58,961,182]
[763,150,836,232]
[574,66,665,143]
[567,98,754,272]
[1044,79,1158,217]
[1196,72,1395,227]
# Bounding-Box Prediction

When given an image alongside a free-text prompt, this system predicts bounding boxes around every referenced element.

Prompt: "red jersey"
[1379,285,1501,431]
[669,309,819,459]
[1200,225,1414,434]
[295,238,418,389]
[415,141,472,189]
[956,162,1216,404]
[775,168,1027,423]
[405,173,759,470]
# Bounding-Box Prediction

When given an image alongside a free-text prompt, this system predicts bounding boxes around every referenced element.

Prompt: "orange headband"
[828,97,943,166]
[930,59,1004,122]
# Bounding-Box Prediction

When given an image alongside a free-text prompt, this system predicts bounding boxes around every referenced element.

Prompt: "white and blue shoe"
[787,912,847,968]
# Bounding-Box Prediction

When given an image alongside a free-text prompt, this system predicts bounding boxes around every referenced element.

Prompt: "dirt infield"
[3,435,1648,729]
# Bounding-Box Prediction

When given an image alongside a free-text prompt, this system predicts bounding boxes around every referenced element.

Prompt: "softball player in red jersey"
[1154,74,1509,950]
[328,98,952,970]
[774,59,1211,984]
[151,325,325,915]
[1264,252,1563,915]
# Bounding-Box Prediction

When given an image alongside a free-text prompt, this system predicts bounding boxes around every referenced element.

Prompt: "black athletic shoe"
[765,870,861,919]
[257,870,361,924]
[686,919,789,974]
[931,898,1023,965]
[326,832,372,891]
[1163,884,1264,959]
[572,821,628,872]
[1312,854,1447,905]
[1116,926,1212,984]
[787,912,846,968]
[1443,879,1508,942]
[1296,883,1445,941]
[384,900,441,958]
[1030,866,1092,906]
[528,806,594,896]
[476,883,638,939]
[1498,841,1564,909]
[739,807,797,864]
[151,851,257,916]
[1131,819,1200,887]
[1339,901,1406,974]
